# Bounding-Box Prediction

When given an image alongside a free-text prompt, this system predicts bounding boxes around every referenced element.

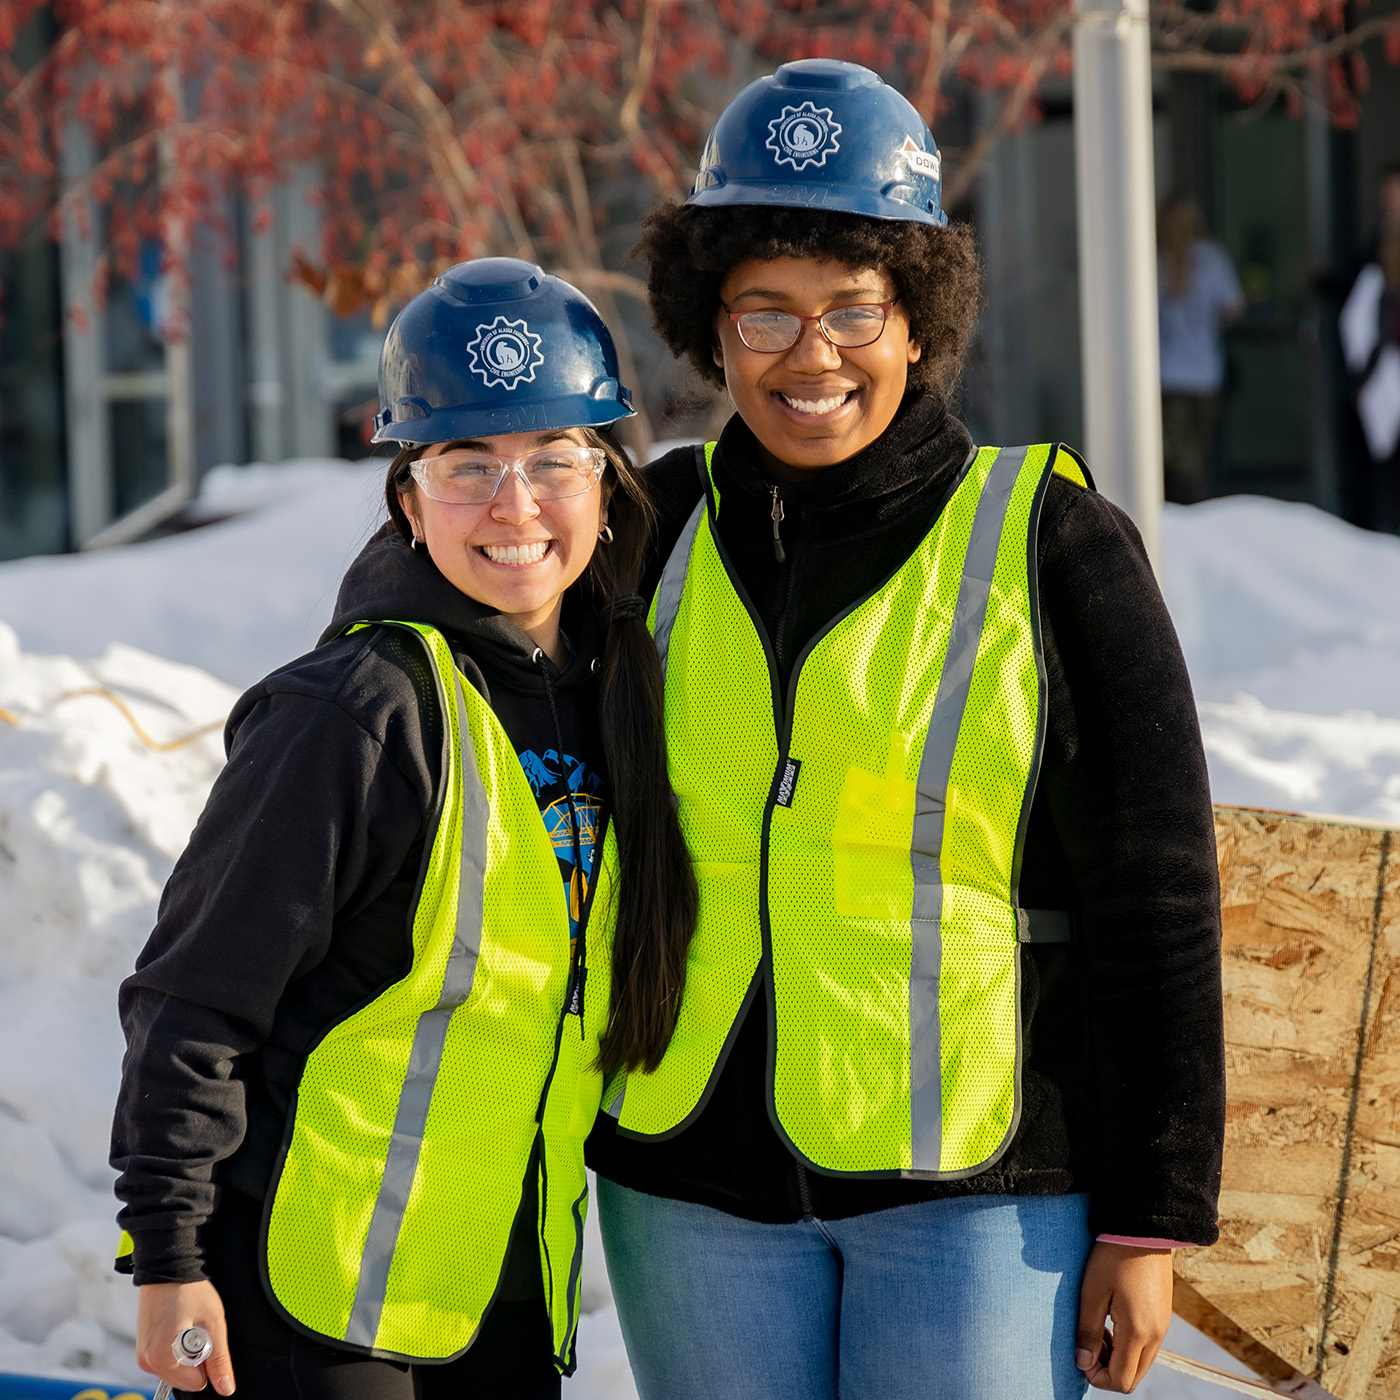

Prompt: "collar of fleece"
[322,520,603,694]
[709,390,974,527]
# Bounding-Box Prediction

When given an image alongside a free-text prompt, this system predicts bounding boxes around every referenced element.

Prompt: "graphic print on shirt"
[517,747,605,949]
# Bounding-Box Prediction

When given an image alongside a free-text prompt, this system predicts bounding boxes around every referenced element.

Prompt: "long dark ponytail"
[582,427,699,1076]
[383,429,698,1076]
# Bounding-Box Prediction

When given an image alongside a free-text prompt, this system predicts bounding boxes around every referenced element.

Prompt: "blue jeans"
[596,1178,1091,1400]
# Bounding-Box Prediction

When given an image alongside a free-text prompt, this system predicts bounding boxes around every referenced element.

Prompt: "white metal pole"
[1073,0,1163,565]
[58,120,113,547]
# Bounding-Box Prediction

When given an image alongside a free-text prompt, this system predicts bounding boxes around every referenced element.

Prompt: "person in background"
[110,259,696,1400]
[1156,194,1246,504]
[1340,161,1400,533]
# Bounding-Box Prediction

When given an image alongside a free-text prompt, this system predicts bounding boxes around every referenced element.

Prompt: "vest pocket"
[935,927,1020,1172]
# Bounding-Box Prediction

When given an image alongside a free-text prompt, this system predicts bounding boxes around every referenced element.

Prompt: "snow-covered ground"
[1165,495,1400,823]
[1,462,1395,1397]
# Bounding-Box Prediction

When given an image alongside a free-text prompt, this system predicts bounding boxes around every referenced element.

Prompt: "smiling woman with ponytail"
[384,423,698,1077]
[111,259,696,1400]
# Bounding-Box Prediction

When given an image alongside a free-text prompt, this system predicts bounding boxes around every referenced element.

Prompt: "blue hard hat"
[372,258,635,444]
[688,59,948,228]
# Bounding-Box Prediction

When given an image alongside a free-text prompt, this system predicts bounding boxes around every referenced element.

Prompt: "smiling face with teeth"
[714,256,921,479]
[400,428,607,664]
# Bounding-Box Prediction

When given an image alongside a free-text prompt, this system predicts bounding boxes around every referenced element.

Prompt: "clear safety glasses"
[724,300,899,353]
[410,445,607,505]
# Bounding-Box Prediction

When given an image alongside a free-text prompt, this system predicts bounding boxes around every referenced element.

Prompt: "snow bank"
[1,468,1398,1396]
[1162,494,1400,820]
[0,462,386,690]
[0,623,234,1385]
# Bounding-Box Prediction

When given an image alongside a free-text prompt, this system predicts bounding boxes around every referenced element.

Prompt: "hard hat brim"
[372,392,635,446]
[687,180,948,228]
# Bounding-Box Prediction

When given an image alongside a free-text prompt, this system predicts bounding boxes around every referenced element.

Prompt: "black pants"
[1161,391,1220,504]
[177,1190,561,1400]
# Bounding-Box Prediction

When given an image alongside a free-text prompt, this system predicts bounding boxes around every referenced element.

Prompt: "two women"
[115,57,1224,1400]
[587,59,1225,1400]
[112,260,694,1398]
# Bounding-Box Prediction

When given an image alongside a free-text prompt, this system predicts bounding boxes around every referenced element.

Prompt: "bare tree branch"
[941,8,1072,210]
[619,0,662,141]
[1150,11,1400,73]
[321,0,538,258]
[555,267,651,302]
[558,136,654,448]
[914,0,954,119]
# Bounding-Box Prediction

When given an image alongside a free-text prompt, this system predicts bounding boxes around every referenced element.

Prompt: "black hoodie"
[586,396,1227,1246]
[111,524,607,1287]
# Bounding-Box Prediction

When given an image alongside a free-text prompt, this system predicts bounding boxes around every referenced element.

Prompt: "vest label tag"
[774,758,802,808]
[567,965,586,1018]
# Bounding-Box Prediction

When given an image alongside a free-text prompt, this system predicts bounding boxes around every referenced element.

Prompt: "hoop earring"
[598,523,614,544]
[410,536,425,552]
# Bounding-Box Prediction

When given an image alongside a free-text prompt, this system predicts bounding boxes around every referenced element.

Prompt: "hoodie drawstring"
[533,648,588,1033]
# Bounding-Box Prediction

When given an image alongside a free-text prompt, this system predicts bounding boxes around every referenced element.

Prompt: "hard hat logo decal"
[765,102,843,172]
[466,316,545,390]
[900,136,941,181]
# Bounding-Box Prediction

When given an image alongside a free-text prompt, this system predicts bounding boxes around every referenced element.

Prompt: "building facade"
[0,156,380,561]
[964,47,1400,522]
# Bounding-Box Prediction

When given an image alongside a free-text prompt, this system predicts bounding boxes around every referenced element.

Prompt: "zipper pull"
[568,966,587,1034]
[770,486,786,563]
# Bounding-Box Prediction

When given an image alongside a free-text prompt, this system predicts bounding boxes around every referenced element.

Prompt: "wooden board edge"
[1212,804,1400,835]
[1173,1274,1339,1397]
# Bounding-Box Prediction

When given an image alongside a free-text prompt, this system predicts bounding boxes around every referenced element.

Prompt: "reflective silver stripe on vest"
[652,500,706,681]
[345,656,489,1349]
[602,1077,626,1121]
[907,446,1029,1173]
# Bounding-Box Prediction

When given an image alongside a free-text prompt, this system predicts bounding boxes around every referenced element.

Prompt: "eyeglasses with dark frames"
[723,300,899,354]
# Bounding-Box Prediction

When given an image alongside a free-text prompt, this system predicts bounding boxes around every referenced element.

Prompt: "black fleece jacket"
[586,394,1226,1245]
[111,527,606,1286]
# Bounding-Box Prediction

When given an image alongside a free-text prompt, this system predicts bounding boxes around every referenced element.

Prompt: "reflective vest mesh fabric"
[606,498,773,1136]
[265,622,611,1366]
[611,443,1082,1178]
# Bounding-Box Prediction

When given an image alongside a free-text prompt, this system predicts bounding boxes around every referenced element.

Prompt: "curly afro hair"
[635,202,982,397]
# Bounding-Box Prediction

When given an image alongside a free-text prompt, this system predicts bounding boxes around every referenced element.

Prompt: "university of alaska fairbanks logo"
[765,102,843,172]
[466,316,545,390]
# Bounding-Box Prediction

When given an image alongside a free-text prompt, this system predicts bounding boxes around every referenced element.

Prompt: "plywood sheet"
[1173,807,1400,1399]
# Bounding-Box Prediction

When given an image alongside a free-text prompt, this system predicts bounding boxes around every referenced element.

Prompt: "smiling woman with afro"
[587,57,1226,1400]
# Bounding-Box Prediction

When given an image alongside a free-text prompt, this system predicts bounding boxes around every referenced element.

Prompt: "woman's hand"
[136,1281,235,1395]
[1076,1241,1174,1393]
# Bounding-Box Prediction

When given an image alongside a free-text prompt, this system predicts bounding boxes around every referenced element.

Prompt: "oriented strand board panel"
[1174,807,1400,1399]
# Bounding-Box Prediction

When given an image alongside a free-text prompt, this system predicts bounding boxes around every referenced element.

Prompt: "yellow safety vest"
[603,443,1087,1178]
[264,621,615,1367]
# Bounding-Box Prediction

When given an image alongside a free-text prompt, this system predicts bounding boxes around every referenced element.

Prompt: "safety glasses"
[724,300,899,353]
[410,445,606,505]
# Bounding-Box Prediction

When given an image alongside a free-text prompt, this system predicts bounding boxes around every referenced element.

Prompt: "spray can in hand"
[152,1326,213,1400]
